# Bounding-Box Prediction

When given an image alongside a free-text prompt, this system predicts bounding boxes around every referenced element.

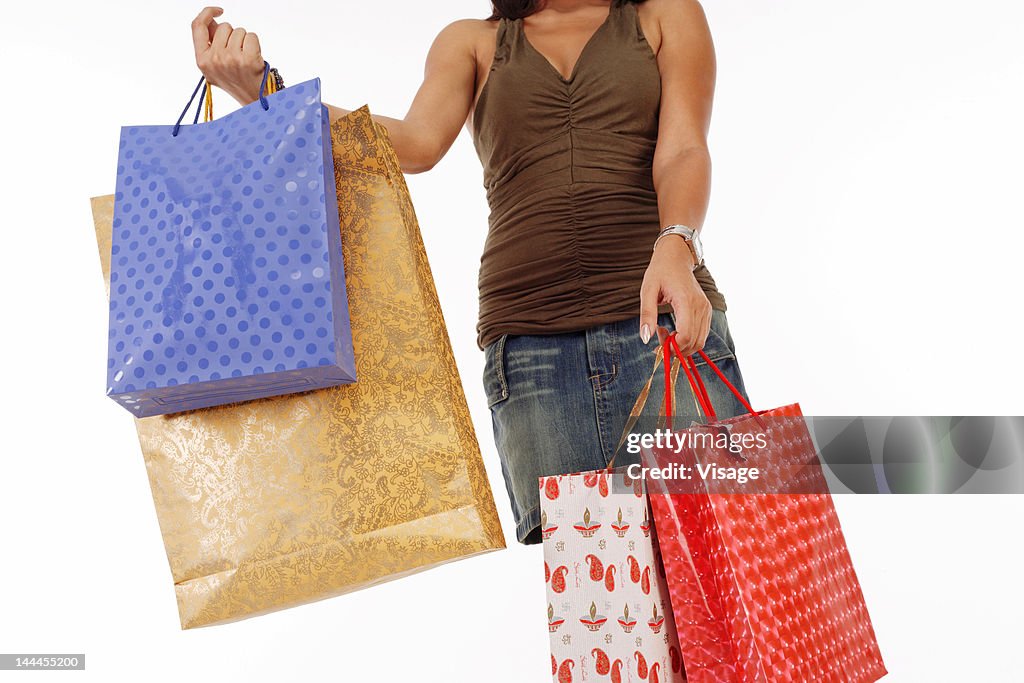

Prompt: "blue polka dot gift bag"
[106,63,356,417]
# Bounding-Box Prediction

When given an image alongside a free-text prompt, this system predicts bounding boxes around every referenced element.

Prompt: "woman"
[190,0,751,545]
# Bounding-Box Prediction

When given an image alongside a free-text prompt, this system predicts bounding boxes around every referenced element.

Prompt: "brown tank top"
[471,1,726,350]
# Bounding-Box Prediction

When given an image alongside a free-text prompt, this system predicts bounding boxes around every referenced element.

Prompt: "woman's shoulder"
[639,0,709,26]
[429,18,500,68]
[433,18,499,47]
[637,0,710,54]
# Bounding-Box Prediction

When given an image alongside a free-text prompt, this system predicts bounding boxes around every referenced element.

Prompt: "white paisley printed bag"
[540,467,686,683]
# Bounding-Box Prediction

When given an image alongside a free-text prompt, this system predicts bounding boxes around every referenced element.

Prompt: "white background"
[1,1,1022,681]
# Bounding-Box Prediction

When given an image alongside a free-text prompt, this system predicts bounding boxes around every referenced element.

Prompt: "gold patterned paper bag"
[91,106,505,629]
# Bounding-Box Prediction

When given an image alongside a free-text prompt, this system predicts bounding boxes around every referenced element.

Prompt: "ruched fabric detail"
[471,2,726,349]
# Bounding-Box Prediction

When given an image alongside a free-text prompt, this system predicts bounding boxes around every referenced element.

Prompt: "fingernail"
[641,324,651,344]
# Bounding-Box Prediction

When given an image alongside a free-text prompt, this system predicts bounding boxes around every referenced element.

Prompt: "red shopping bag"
[643,334,887,683]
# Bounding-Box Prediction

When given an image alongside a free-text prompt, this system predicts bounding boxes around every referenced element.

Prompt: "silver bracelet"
[653,224,703,269]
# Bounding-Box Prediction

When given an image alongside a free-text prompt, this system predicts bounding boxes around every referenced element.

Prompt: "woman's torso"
[468,1,725,350]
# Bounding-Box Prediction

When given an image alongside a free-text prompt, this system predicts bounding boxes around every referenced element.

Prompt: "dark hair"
[489,0,645,21]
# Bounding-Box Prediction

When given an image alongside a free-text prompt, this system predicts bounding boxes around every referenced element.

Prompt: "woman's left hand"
[638,235,712,356]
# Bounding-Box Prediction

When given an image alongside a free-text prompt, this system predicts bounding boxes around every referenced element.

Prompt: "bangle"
[269,68,285,92]
[653,224,703,270]
[652,225,694,251]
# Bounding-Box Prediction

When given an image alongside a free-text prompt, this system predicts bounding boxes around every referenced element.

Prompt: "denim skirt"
[482,310,751,545]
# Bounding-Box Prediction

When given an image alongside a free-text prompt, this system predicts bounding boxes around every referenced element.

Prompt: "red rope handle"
[687,356,716,419]
[676,350,714,420]
[686,354,717,421]
[660,331,714,424]
[663,339,674,431]
[665,333,767,430]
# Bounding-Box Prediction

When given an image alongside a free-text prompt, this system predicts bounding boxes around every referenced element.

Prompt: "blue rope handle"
[172,61,272,137]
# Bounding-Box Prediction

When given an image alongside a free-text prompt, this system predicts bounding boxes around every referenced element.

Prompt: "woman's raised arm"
[191,6,480,174]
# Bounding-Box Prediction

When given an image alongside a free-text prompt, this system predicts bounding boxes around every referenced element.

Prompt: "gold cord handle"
[202,73,279,123]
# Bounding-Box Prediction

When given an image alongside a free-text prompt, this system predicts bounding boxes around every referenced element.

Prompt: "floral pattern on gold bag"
[91,106,505,629]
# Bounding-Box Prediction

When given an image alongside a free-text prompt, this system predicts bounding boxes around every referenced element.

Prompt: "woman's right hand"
[191,6,266,107]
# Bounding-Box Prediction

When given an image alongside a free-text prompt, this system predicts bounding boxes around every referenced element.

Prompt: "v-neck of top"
[518,2,617,83]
